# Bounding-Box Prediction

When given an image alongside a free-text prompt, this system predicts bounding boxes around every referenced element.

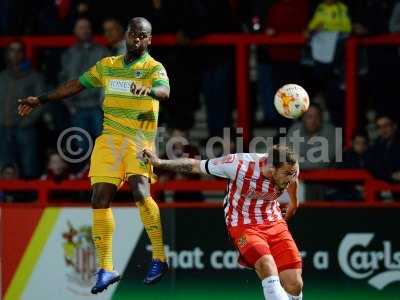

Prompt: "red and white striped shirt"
[200,153,292,228]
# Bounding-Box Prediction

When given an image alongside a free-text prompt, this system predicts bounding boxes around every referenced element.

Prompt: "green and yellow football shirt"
[79,52,169,144]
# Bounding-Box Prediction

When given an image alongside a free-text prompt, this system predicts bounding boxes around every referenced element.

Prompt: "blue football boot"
[143,259,169,284]
[91,269,121,294]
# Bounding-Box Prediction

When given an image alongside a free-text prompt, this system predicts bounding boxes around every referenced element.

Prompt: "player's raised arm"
[18,79,85,117]
[143,149,201,174]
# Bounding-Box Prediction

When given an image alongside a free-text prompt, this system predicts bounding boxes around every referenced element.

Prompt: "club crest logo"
[237,235,247,248]
[134,70,144,78]
[62,221,96,295]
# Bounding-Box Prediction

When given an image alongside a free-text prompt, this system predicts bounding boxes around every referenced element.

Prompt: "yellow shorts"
[89,134,155,186]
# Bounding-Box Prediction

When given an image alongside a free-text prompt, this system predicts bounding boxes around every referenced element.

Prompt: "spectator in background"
[342,131,369,169]
[367,115,400,183]
[103,18,126,56]
[41,152,75,182]
[59,18,109,170]
[0,163,19,180]
[287,103,337,170]
[0,163,20,202]
[258,0,309,124]
[307,0,351,37]
[0,41,44,178]
[287,103,337,200]
[306,0,351,126]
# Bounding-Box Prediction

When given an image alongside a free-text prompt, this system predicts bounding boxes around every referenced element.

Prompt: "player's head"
[126,17,152,55]
[268,145,298,192]
[74,17,92,42]
[375,114,397,140]
[103,17,124,45]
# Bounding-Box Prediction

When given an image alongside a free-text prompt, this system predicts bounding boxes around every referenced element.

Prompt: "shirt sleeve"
[200,154,239,179]
[79,60,104,88]
[150,63,170,89]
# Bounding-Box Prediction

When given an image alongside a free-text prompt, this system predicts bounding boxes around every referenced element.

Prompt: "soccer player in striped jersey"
[143,145,303,300]
[18,17,169,293]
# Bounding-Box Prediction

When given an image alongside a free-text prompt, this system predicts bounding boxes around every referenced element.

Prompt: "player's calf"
[255,255,289,300]
[280,269,303,300]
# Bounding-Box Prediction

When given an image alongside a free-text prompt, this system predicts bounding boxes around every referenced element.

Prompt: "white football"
[274,84,310,119]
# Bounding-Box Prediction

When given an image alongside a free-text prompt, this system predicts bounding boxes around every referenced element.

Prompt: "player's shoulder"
[144,54,165,71]
[211,153,267,167]
[97,55,124,67]
[235,153,268,164]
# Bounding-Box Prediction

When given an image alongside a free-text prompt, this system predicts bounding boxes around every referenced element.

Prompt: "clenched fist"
[142,149,160,167]
[18,97,41,117]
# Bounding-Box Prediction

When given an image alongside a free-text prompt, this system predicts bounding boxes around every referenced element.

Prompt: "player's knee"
[255,256,278,278]
[283,276,303,295]
[92,194,111,209]
[128,175,150,203]
[91,183,116,209]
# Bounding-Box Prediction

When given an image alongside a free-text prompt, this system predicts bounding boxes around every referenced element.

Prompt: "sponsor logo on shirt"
[108,79,133,93]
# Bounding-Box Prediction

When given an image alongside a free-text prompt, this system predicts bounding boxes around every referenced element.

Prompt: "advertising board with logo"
[2,206,399,300]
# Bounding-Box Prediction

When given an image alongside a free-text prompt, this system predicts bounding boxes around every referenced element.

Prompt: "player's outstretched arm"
[143,149,201,174]
[18,79,85,117]
[285,179,299,221]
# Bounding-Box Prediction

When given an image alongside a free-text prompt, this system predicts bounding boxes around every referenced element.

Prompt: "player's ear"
[148,35,152,46]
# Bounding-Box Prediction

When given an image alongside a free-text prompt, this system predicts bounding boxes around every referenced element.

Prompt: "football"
[274,84,310,119]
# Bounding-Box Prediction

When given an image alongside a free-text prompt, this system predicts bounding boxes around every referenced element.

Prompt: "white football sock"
[262,276,289,300]
[287,291,303,300]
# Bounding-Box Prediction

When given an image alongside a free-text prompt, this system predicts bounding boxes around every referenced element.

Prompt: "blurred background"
[1,0,400,299]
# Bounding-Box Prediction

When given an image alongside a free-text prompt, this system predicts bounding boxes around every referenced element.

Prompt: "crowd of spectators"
[1,0,400,202]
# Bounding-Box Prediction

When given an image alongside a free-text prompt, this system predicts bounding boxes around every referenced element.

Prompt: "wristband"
[38,94,50,104]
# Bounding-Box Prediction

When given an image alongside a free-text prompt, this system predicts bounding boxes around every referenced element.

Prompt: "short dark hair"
[74,16,92,27]
[7,40,26,55]
[1,163,18,173]
[375,114,395,124]
[128,17,152,34]
[271,144,298,169]
[103,17,123,27]
[308,102,323,115]
[352,129,369,144]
